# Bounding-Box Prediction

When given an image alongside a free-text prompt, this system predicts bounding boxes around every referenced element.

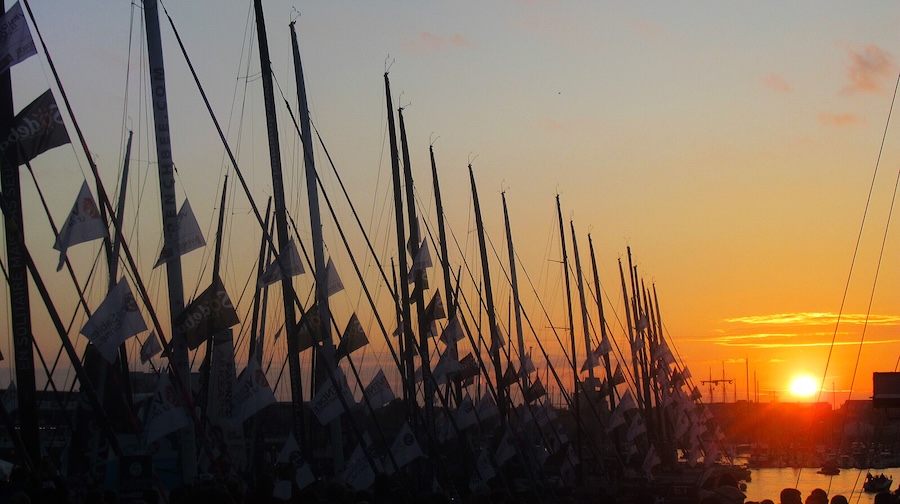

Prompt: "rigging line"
[820,69,900,394]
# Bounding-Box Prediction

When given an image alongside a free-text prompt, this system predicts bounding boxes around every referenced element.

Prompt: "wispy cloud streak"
[724,312,900,326]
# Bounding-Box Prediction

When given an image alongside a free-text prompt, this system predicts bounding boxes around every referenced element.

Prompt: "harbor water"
[743,467,900,503]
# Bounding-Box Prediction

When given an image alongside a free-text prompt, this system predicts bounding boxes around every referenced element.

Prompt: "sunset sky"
[3,1,900,407]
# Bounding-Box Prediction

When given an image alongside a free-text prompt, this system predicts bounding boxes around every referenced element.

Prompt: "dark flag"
[293,303,322,353]
[334,313,368,360]
[174,276,239,350]
[456,352,480,386]
[0,89,70,166]
[525,378,547,403]
[500,364,518,388]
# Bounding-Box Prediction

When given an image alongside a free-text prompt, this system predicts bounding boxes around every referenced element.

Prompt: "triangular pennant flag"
[324,257,344,296]
[342,449,376,490]
[293,303,323,353]
[361,369,395,410]
[259,238,305,287]
[490,323,505,352]
[581,350,600,373]
[642,445,661,478]
[455,397,478,429]
[143,371,190,446]
[431,344,460,383]
[522,351,536,375]
[2,382,17,413]
[494,428,517,466]
[389,422,424,469]
[335,313,368,361]
[424,290,446,323]
[231,357,276,426]
[0,88,70,167]
[476,391,499,420]
[53,181,107,271]
[525,378,547,403]
[626,415,647,442]
[439,315,464,344]
[500,364,518,388]
[155,199,206,268]
[598,336,612,355]
[612,365,626,385]
[0,3,37,76]
[174,276,239,350]
[310,369,354,425]
[80,278,147,363]
[407,240,433,282]
[277,432,302,465]
[457,353,480,384]
[140,331,161,364]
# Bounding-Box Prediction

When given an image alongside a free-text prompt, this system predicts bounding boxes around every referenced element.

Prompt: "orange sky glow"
[2,2,900,410]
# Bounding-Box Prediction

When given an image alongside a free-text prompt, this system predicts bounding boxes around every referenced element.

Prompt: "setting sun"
[789,376,820,398]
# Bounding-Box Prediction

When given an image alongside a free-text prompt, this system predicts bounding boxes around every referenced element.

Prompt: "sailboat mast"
[142,0,196,483]
[398,108,435,429]
[570,221,594,383]
[587,234,615,411]
[384,73,416,416]
[251,0,304,446]
[0,1,39,465]
[289,20,343,469]
[469,164,506,422]
[502,192,527,388]
[555,195,582,484]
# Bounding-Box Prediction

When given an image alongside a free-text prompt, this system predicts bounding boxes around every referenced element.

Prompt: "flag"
[652,340,675,366]
[390,422,423,469]
[80,278,147,363]
[342,449,376,490]
[611,365,626,385]
[682,366,692,380]
[231,357,276,426]
[324,257,344,296]
[293,303,323,353]
[597,336,612,355]
[494,428,516,466]
[581,350,600,373]
[174,276,239,350]
[407,240,433,282]
[457,353,480,384]
[53,181,107,271]
[525,378,547,403]
[439,315,464,344]
[431,343,459,383]
[0,3,36,75]
[140,331,161,364]
[642,445,661,477]
[310,369,353,425]
[143,371,190,446]
[0,89,70,166]
[361,369,395,410]
[2,382,17,413]
[490,323,505,352]
[627,415,647,442]
[474,449,495,483]
[476,392,499,420]
[636,314,650,332]
[522,351,536,375]
[691,386,702,401]
[335,313,368,361]
[500,364,518,388]
[424,291,446,323]
[154,199,206,267]
[277,432,302,465]
[258,238,304,287]
[456,397,478,429]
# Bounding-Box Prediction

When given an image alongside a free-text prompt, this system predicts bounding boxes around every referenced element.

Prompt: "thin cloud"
[763,73,792,93]
[724,312,900,326]
[402,32,475,55]
[715,339,900,349]
[818,112,865,127]
[841,45,893,94]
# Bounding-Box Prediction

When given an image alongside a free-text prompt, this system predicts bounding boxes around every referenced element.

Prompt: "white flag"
[154,199,206,268]
[476,391,499,420]
[361,369,395,410]
[439,315,464,345]
[54,181,108,271]
[342,451,376,490]
[140,331,161,364]
[494,428,517,466]
[389,422,423,469]
[143,372,190,446]
[80,278,147,363]
[231,357,276,426]
[0,3,37,76]
[2,382,17,413]
[259,238,304,287]
[310,369,354,425]
[456,397,478,430]
[431,343,460,383]
[627,415,647,442]
[324,257,344,296]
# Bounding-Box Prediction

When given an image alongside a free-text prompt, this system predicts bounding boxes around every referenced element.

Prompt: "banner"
[174,276,239,350]
[310,369,353,425]
[0,3,36,76]
[53,180,107,271]
[0,89,70,166]
[154,199,206,267]
[80,278,147,363]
